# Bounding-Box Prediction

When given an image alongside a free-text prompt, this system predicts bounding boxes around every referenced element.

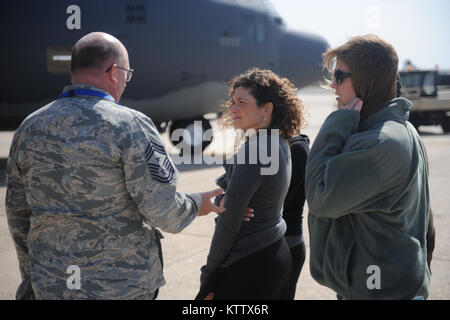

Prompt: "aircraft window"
[46,47,71,74]
[125,3,147,25]
[260,0,284,27]
[262,0,281,17]
[241,15,267,44]
[256,18,266,43]
[52,55,71,61]
[242,15,256,42]
[219,30,241,47]
[273,17,283,25]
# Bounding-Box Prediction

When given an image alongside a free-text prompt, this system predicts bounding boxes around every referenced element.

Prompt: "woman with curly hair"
[196,68,307,300]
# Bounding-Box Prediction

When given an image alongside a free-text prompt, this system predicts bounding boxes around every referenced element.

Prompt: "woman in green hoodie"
[305,34,431,300]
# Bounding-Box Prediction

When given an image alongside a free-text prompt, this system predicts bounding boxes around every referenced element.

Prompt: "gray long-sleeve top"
[201,130,291,286]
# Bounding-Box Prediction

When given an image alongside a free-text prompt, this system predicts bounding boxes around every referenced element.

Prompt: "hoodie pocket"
[338,217,357,294]
[320,216,356,296]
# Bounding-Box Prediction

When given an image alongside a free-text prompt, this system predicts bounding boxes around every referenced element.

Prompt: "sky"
[270,0,450,70]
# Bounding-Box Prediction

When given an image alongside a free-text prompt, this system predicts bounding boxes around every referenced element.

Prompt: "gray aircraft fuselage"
[1,0,329,140]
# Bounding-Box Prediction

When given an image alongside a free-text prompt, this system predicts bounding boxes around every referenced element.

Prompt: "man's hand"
[198,188,226,216]
[340,97,363,112]
[244,208,254,221]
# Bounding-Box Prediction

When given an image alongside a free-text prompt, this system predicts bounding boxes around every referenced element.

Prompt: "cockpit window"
[261,0,280,17]
[242,14,256,42]
[256,18,266,43]
[261,0,284,25]
[241,14,267,44]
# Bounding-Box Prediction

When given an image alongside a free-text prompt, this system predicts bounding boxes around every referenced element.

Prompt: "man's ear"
[107,64,119,85]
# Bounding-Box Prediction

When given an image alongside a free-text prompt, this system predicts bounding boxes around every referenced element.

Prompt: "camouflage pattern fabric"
[5,84,202,299]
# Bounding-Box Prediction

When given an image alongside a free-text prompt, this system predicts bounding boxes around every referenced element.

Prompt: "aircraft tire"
[441,114,450,133]
[410,119,420,131]
[169,118,213,153]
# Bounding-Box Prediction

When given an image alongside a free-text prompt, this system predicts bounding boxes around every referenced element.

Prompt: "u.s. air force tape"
[145,140,175,183]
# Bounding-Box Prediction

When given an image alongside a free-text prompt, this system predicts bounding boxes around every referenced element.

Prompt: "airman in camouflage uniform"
[5,32,224,299]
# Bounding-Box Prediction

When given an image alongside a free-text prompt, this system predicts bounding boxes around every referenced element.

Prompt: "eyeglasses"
[333,69,352,85]
[105,64,134,82]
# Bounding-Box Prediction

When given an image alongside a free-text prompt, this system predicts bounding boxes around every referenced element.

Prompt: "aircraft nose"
[278,29,329,88]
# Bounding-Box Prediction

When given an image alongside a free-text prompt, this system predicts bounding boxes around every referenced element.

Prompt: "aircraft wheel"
[169,119,213,153]
[441,115,450,133]
[409,114,421,131]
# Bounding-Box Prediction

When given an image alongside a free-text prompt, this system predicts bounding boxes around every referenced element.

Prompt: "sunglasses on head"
[334,69,352,85]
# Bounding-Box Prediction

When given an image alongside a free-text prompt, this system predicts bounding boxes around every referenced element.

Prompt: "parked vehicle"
[399,70,450,132]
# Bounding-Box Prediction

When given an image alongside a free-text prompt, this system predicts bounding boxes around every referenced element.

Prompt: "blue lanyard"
[57,89,117,103]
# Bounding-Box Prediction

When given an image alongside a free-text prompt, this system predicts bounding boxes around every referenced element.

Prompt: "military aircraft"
[1,0,329,151]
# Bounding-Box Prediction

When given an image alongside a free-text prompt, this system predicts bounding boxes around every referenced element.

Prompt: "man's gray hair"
[71,36,122,72]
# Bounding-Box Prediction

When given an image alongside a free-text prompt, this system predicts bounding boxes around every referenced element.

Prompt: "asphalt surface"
[0,86,448,299]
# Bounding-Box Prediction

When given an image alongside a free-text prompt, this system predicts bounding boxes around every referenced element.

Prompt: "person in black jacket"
[283,135,310,299]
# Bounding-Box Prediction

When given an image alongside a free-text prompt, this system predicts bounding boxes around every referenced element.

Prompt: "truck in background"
[399,70,450,133]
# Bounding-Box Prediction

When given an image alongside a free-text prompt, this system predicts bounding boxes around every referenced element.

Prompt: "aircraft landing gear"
[169,118,213,153]
[441,114,450,133]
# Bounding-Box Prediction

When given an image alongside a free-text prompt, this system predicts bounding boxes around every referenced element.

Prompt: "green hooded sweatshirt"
[306,98,430,300]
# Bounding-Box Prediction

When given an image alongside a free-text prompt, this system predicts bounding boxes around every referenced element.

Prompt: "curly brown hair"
[219,68,305,141]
